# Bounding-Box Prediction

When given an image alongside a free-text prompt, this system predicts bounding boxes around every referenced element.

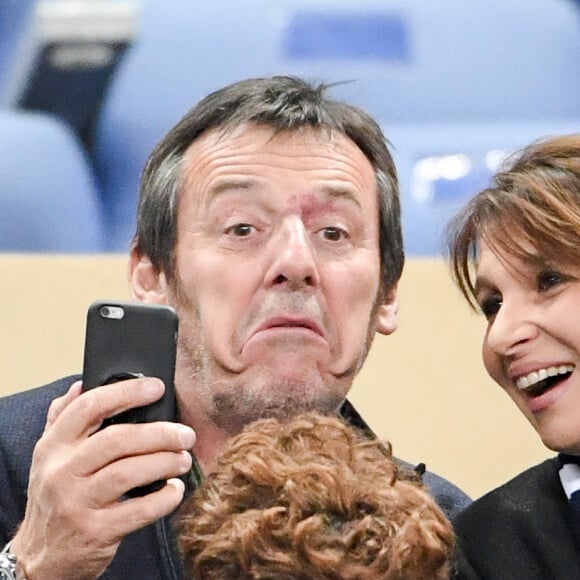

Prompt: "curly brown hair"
[176,413,454,579]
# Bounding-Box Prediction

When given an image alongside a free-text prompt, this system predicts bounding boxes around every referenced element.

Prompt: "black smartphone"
[82,300,179,496]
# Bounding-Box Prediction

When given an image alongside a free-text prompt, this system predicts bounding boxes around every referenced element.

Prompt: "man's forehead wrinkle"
[178,125,373,210]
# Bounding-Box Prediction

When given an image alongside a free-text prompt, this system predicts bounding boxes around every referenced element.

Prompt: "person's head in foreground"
[177,413,454,579]
[448,134,580,454]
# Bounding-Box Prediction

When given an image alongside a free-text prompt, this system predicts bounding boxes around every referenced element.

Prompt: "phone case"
[82,300,178,426]
[83,301,178,424]
[82,300,179,497]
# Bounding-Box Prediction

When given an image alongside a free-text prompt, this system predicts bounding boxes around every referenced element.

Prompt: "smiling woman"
[447,133,580,578]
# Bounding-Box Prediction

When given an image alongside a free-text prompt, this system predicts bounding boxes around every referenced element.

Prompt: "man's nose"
[485,301,538,355]
[264,218,320,290]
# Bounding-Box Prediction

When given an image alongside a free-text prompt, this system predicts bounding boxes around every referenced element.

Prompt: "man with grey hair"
[0,76,469,579]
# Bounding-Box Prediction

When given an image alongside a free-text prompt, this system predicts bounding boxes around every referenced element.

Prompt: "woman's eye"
[479,294,502,320]
[537,270,565,292]
[225,223,255,237]
[321,227,348,242]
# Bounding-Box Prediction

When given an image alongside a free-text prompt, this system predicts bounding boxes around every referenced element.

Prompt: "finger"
[74,421,195,475]
[88,450,192,506]
[105,478,186,540]
[49,377,166,442]
[45,381,83,431]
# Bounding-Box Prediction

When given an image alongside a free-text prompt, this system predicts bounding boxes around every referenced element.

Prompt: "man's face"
[133,124,398,432]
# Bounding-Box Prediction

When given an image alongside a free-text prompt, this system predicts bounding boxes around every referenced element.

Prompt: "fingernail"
[179,450,193,471]
[177,425,195,448]
[143,378,164,397]
[167,477,185,496]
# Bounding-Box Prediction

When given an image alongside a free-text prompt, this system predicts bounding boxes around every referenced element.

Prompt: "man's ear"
[375,283,399,336]
[128,247,169,304]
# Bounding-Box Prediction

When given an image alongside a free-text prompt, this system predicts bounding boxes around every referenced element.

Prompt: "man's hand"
[10,377,195,580]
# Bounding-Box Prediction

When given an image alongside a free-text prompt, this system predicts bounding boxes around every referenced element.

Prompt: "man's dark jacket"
[1,376,471,579]
[453,458,580,579]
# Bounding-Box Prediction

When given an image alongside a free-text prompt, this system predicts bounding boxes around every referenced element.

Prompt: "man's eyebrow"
[320,186,362,208]
[208,178,255,198]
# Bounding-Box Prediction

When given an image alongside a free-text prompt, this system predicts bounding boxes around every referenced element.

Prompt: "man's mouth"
[257,317,323,337]
[516,364,574,397]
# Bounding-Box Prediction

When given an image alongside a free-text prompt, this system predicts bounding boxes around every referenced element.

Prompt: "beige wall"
[0,254,551,500]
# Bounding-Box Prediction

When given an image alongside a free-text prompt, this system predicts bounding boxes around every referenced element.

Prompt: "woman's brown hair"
[447,134,580,309]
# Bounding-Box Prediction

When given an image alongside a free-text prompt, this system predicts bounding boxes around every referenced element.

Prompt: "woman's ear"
[128,247,169,304]
[375,284,399,336]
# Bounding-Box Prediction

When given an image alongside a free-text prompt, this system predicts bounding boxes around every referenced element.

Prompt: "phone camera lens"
[99,305,124,319]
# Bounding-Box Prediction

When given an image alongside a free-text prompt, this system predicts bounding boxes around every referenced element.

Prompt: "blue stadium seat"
[2,0,138,150]
[0,111,105,252]
[0,0,36,99]
[93,0,580,251]
[384,120,580,256]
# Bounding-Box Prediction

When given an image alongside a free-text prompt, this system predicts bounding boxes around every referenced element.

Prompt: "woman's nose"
[485,301,538,355]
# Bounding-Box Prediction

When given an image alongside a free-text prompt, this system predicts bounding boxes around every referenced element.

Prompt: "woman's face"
[476,240,580,454]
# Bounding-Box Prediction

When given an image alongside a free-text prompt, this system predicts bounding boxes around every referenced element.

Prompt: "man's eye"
[321,227,348,242]
[537,270,565,292]
[226,223,254,237]
[479,294,502,320]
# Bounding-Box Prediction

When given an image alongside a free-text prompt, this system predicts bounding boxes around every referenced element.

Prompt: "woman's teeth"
[516,365,574,391]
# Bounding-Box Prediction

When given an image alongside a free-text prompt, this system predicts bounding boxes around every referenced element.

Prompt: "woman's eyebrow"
[473,275,494,299]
